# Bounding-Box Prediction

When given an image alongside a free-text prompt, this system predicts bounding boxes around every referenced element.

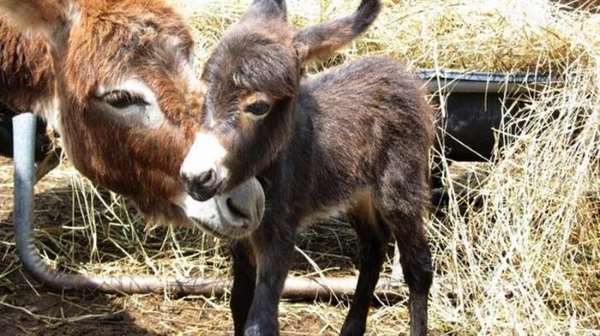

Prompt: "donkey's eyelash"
[102,90,149,108]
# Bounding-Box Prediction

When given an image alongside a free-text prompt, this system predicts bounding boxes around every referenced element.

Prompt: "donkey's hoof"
[244,324,278,336]
[340,319,366,336]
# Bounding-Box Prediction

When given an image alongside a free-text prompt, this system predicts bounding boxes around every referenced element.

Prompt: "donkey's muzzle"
[177,177,265,239]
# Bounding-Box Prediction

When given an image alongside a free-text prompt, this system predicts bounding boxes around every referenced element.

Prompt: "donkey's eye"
[245,101,272,117]
[102,90,148,109]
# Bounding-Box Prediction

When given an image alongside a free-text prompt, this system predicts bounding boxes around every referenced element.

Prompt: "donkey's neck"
[258,86,356,219]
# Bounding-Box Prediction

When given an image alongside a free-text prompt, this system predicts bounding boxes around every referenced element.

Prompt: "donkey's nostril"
[181,169,222,202]
[197,169,216,186]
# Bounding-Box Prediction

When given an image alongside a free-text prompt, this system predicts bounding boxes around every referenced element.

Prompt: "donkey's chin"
[172,178,265,239]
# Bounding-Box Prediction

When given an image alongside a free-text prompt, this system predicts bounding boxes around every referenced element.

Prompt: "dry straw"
[0,0,598,334]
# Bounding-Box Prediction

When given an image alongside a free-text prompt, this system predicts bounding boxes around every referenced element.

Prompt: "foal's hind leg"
[386,212,432,336]
[375,164,433,336]
[340,196,389,336]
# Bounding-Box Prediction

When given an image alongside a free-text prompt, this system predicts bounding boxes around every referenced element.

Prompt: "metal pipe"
[13,112,401,300]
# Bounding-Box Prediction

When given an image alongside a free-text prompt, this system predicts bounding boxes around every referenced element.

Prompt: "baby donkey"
[182,0,434,335]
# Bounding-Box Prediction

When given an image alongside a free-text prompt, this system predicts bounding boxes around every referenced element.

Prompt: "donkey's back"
[299,56,433,182]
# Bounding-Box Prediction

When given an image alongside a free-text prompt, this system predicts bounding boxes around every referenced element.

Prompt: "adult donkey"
[0,0,265,236]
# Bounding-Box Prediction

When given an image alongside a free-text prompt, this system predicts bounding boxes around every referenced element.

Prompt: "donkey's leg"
[230,239,256,336]
[375,163,433,336]
[243,218,296,336]
[340,198,389,336]
[389,213,432,336]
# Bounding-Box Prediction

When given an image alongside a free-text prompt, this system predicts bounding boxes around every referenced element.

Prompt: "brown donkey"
[0,0,265,236]
[184,0,435,335]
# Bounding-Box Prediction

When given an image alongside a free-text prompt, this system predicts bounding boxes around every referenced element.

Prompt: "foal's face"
[180,0,381,220]
[180,18,300,201]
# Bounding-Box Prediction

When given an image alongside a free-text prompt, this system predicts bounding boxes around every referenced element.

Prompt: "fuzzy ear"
[0,0,74,47]
[244,0,287,21]
[293,0,380,62]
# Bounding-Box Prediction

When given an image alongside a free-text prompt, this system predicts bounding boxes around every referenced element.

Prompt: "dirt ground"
[0,157,413,336]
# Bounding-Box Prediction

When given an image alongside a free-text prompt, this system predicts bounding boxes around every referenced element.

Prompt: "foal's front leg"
[231,239,256,335]
[243,218,296,336]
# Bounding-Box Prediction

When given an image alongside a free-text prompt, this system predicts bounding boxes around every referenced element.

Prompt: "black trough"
[418,69,550,161]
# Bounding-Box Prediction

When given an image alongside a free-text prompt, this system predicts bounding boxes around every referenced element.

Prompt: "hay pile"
[186,0,599,72]
[0,0,598,334]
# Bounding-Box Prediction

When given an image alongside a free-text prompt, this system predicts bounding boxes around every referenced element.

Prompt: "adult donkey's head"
[0,0,264,237]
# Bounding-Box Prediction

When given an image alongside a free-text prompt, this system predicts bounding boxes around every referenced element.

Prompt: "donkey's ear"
[245,0,287,20]
[293,0,380,62]
[0,0,75,48]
